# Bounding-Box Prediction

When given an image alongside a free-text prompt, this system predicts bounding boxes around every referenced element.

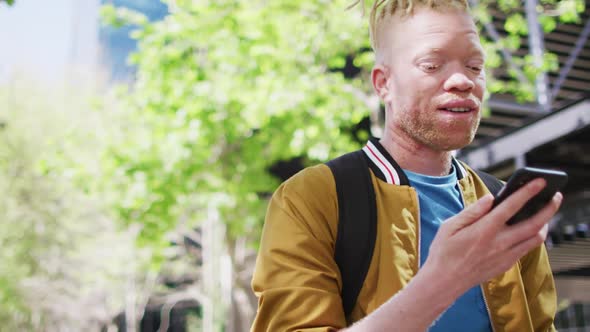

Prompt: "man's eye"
[421,64,439,71]
[468,65,483,73]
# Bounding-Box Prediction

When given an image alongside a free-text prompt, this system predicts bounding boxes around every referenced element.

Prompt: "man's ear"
[371,65,391,103]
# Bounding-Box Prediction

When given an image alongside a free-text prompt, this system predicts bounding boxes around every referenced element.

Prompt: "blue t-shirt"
[404,166,492,332]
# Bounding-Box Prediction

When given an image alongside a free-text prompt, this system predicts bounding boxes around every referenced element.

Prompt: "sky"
[0,0,101,81]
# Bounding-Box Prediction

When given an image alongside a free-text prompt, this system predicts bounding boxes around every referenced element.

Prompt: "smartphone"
[492,167,568,225]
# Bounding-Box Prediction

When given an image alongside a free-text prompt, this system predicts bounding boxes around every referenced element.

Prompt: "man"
[251,0,563,331]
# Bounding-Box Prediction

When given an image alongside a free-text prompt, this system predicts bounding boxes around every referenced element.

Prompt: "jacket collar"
[361,138,467,185]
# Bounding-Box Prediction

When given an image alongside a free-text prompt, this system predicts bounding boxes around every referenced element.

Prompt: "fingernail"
[481,194,494,205]
[488,194,496,203]
[555,192,563,203]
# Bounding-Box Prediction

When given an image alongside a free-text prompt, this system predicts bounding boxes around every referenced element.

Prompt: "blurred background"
[0,0,588,331]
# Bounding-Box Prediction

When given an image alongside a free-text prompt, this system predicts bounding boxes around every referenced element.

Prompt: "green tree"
[100,0,371,244]
[473,0,585,102]
[101,1,374,328]
[0,78,155,331]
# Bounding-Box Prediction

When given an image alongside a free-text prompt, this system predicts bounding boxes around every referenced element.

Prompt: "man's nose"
[443,72,475,92]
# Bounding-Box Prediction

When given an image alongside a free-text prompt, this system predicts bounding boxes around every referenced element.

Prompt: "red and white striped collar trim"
[362,140,402,185]
[362,140,468,185]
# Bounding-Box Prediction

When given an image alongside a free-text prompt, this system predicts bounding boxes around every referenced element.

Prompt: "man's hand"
[424,178,563,298]
[344,179,562,332]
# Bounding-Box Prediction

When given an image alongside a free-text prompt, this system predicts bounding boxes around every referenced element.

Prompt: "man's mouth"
[439,107,473,113]
[437,99,479,113]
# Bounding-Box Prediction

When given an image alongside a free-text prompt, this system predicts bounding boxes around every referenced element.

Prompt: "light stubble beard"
[398,110,481,152]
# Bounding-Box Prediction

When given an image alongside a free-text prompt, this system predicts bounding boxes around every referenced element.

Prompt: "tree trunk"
[203,203,231,331]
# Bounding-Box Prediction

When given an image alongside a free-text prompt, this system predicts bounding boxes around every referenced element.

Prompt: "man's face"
[380,7,486,151]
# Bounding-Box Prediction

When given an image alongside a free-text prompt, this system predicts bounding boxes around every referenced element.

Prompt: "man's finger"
[500,192,562,248]
[507,226,549,261]
[485,178,546,231]
[445,194,494,233]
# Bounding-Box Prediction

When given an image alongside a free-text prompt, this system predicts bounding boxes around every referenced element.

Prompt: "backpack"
[326,149,503,318]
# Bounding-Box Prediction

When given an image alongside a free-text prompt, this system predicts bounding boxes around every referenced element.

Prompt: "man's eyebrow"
[416,46,486,59]
[413,48,444,57]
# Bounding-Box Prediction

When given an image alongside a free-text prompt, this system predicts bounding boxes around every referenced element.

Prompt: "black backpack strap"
[326,150,377,319]
[474,168,503,196]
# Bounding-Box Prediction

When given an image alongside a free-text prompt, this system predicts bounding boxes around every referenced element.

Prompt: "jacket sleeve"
[250,165,346,332]
[520,244,557,332]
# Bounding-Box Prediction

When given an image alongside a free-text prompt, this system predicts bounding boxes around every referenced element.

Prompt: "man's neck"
[379,130,454,177]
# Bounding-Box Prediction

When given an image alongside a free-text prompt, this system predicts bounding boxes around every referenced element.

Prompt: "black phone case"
[493,167,568,225]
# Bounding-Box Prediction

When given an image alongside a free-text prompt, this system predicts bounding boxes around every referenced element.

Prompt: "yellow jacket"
[251,145,557,332]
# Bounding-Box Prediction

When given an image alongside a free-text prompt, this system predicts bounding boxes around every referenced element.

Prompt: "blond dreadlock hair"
[348,0,470,61]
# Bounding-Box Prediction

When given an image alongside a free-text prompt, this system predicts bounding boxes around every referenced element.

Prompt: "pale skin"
[341,7,563,332]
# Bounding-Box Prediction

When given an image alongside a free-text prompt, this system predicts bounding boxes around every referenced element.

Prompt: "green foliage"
[505,14,528,35]
[0,79,153,330]
[538,15,557,33]
[498,0,522,12]
[2,0,15,6]
[100,0,372,252]
[557,0,585,22]
[475,0,584,103]
[100,3,149,28]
